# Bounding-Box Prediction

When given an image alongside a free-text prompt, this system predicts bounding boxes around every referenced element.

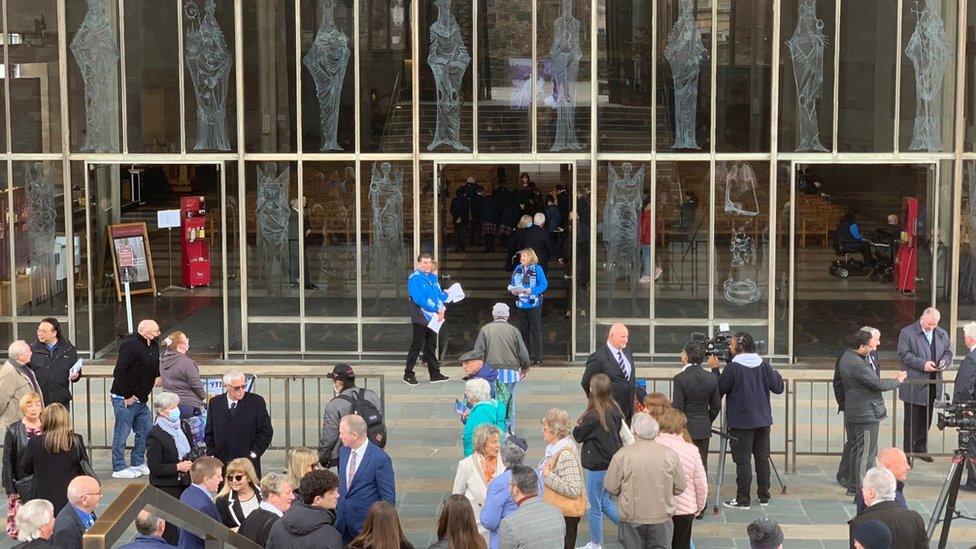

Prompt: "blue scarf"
[156,416,191,458]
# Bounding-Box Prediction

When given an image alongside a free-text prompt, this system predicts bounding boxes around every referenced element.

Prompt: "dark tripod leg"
[937,452,966,549]
[927,454,960,540]
[713,431,730,514]
[769,456,787,495]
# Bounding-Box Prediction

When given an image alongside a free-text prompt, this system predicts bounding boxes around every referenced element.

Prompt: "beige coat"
[604,438,687,525]
[0,361,38,430]
[453,453,505,542]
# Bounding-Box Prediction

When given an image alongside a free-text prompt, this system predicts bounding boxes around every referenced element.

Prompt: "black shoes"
[402,373,419,386]
[758,498,770,507]
[429,372,450,383]
[916,455,934,463]
[723,499,750,510]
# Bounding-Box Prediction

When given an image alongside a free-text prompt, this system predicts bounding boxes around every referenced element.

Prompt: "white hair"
[7,340,29,362]
[15,499,53,541]
[153,391,181,413]
[631,412,659,440]
[964,321,976,342]
[862,467,896,503]
[859,326,880,338]
[921,307,940,320]
[533,212,545,227]
[222,371,245,386]
[464,378,491,403]
[137,319,158,336]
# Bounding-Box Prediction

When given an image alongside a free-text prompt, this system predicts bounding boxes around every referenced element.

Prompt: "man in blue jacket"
[178,457,223,549]
[712,332,784,510]
[336,414,396,543]
[404,253,450,386]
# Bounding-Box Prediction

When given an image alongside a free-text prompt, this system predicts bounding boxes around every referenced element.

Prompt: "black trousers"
[671,514,695,549]
[518,306,543,363]
[692,437,710,473]
[288,240,312,284]
[729,426,771,505]
[454,224,468,251]
[903,395,935,456]
[405,323,440,375]
[563,516,579,549]
[837,412,854,487]
[156,484,186,545]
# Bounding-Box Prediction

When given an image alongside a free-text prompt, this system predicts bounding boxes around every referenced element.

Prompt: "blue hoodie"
[408,269,447,324]
[718,353,785,429]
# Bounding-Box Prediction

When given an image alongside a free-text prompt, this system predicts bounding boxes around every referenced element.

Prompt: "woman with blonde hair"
[656,408,708,546]
[21,403,89,514]
[453,423,504,543]
[642,392,672,420]
[215,457,262,529]
[159,330,208,418]
[509,247,548,366]
[2,392,43,539]
[286,447,320,491]
[539,408,585,549]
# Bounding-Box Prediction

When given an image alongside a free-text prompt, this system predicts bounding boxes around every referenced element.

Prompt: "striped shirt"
[496,368,520,384]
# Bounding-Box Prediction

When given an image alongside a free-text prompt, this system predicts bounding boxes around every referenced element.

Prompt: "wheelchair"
[829,234,893,282]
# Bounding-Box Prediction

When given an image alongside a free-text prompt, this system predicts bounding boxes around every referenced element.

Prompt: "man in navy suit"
[954,321,976,492]
[336,414,396,543]
[178,456,224,549]
[205,371,273,477]
[581,323,646,422]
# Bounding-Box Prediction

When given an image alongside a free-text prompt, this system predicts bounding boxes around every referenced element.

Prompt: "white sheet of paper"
[445,282,465,303]
[69,358,83,377]
[427,314,445,334]
[157,209,181,229]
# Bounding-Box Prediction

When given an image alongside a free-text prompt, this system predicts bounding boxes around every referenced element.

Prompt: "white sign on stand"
[157,209,181,229]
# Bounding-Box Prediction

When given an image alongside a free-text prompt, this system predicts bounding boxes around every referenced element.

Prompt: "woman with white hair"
[146,391,194,544]
[462,379,502,457]
[453,423,504,544]
[13,498,54,545]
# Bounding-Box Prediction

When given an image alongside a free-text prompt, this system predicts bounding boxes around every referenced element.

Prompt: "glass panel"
[596,0,652,152]
[419,0,473,152]
[301,0,354,152]
[594,161,650,320]
[247,322,300,351]
[7,0,62,153]
[70,162,89,353]
[14,161,67,317]
[359,0,411,153]
[655,161,709,319]
[225,162,242,352]
[595,322,648,354]
[778,0,834,153]
[654,325,706,355]
[898,0,957,153]
[655,0,711,152]
[965,0,976,151]
[536,0,591,152]
[243,0,297,152]
[362,160,412,317]
[66,0,121,153]
[306,323,357,352]
[773,160,790,356]
[715,0,772,153]
[574,160,591,355]
[0,166,12,320]
[713,160,769,319]
[304,161,357,316]
[837,0,896,152]
[86,164,120,355]
[364,322,410,352]
[184,0,237,152]
[960,160,976,322]
[124,0,180,152]
[245,161,299,316]
[477,0,531,152]
[934,161,952,320]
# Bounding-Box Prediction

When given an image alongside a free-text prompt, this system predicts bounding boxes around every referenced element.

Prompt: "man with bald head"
[897,307,952,463]
[0,340,42,430]
[854,448,910,513]
[52,475,101,547]
[110,319,162,479]
[581,323,645,422]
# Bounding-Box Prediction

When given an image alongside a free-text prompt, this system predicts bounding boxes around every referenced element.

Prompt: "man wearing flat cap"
[473,303,531,431]
[317,364,383,468]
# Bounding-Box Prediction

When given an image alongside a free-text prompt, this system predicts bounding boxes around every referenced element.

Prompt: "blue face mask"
[167,409,181,422]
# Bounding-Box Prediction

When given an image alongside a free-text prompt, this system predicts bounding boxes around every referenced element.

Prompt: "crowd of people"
[0,301,973,547]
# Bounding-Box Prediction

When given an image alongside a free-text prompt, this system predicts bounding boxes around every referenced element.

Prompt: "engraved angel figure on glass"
[549,0,583,151]
[665,0,706,150]
[184,0,233,151]
[787,0,828,152]
[70,0,120,153]
[304,0,350,151]
[368,162,406,282]
[603,163,645,283]
[256,163,290,295]
[427,0,470,151]
[905,0,951,152]
[26,163,57,288]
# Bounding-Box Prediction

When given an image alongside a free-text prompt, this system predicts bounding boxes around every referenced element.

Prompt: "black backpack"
[338,388,387,448]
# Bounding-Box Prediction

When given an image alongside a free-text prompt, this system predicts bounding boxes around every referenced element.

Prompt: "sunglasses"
[228,474,247,482]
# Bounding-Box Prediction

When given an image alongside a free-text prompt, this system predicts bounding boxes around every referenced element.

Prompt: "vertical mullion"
[710,0,717,156]
[768,0,781,352]
[570,160,576,357]
[788,161,795,358]
[220,163,229,358]
[57,0,77,344]
[648,0,657,353]
[353,0,361,154]
[588,0,598,351]
[832,0,841,154]
[931,162,938,308]
[178,0,187,155]
[118,0,128,154]
[411,0,419,256]
[893,0,903,154]
[296,0,305,353]
[85,163,95,356]
[2,0,10,155]
[708,1,717,327]
[235,0,248,351]
[355,160,363,354]
[949,0,968,344]
[531,0,537,154]
[471,0,478,153]
[3,0,13,338]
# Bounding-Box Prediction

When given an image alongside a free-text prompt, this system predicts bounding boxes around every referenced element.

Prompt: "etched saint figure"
[304,0,350,151]
[70,0,120,153]
[603,163,645,284]
[787,0,828,152]
[665,0,706,150]
[184,0,233,151]
[256,163,290,295]
[26,163,58,294]
[549,0,583,151]
[905,0,951,151]
[427,0,470,151]
[724,162,760,217]
[367,162,406,282]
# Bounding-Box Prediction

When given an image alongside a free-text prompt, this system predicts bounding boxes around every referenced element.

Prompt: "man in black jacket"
[849,467,926,549]
[239,472,295,547]
[834,326,882,492]
[953,321,976,492]
[205,371,273,477]
[265,469,344,548]
[581,323,646,422]
[110,319,161,479]
[51,475,100,547]
[28,318,80,409]
[508,214,554,271]
[672,342,721,472]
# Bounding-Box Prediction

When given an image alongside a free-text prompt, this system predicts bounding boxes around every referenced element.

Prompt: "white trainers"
[576,543,602,549]
[135,464,150,475]
[638,276,652,284]
[111,468,141,479]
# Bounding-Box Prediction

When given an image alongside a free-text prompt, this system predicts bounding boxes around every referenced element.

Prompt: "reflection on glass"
[721,163,761,306]
[256,163,291,297]
[70,0,119,152]
[360,0,411,152]
[426,0,470,151]
[304,0,350,151]
[904,0,951,152]
[665,0,706,150]
[603,162,645,287]
[549,0,582,151]
[24,163,59,314]
[185,0,233,151]
[655,162,709,319]
[477,0,531,152]
[786,0,828,152]
[367,162,406,283]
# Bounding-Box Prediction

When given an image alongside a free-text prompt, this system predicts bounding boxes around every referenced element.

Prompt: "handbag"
[14,475,34,501]
[541,447,588,517]
[619,419,635,446]
[75,435,98,481]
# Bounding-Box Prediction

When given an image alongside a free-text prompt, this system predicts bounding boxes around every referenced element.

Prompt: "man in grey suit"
[952,321,976,492]
[838,330,906,495]
[897,307,952,463]
[835,326,883,493]
[498,466,565,549]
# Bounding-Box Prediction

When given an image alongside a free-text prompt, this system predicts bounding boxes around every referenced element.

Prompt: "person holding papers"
[404,252,451,386]
[509,248,548,367]
[27,318,80,410]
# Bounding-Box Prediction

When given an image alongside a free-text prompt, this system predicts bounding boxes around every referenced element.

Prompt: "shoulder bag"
[541,447,588,517]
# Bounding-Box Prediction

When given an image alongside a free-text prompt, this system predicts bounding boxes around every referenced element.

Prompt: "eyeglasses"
[83,491,103,498]
[227,385,245,391]
[228,474,247,482]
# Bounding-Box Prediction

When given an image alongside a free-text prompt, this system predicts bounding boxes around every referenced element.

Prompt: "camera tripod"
[712,427,788,514]
[926,431,975,548]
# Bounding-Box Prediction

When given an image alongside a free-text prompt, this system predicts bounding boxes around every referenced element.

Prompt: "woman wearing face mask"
[146,391,195,544]
[159,331,208,419]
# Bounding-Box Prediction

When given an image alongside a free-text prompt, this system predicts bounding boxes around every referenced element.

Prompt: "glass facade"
[1,0,974,361]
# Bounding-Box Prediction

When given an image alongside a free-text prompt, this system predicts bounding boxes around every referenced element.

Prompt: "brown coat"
[0,361,38,431]
[604,438,687,525]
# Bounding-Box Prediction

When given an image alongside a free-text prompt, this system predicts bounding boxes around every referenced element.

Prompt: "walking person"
[145,392,194,545]
[159,331,208,419]
[27,318,80,410]
[508,248,548,367]
[0,342,43,432]
[655,409,707,548]
[404,253,450,386]
[317,364,383,468]
[480,437,527,549]
[110,319,161,479]
[671,342,721,473]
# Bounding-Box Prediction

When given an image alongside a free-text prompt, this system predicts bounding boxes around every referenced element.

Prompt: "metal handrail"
[83,483,261,549]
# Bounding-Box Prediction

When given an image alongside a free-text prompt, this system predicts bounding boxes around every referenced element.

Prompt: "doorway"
[83,163,226,358]
[434,163,575,361]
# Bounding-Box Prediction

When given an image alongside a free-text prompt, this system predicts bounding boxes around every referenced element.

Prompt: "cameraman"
[952,321,976,492]
[837,330,907,495]
[708,332,784,510]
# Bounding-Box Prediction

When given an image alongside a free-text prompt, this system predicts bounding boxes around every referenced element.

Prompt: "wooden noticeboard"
[107,222,157,302]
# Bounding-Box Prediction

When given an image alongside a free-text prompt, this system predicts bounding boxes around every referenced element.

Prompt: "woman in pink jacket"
[656,408,707,549]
